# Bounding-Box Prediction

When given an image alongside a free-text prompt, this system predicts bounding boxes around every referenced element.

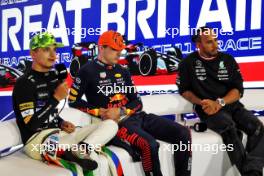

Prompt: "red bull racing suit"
[69,59,191,176]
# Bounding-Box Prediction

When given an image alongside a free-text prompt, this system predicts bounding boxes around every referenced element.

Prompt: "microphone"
[55,64,68,82]
[53,63,68,117]
[190,122,207,132]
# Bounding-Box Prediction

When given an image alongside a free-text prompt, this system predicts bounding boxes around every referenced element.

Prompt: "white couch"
[0,89,263,176]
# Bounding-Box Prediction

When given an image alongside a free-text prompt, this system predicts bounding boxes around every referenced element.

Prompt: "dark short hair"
[191,26,212,43]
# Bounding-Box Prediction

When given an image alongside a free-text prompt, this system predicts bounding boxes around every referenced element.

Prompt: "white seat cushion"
[0,150,72,176]
[0,119,21,151]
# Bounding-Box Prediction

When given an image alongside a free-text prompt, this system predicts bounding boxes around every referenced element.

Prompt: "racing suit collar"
[95,58,116,70]
[31,69,51,77]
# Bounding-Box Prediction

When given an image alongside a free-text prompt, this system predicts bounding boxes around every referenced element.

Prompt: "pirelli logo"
[19,102,34,111]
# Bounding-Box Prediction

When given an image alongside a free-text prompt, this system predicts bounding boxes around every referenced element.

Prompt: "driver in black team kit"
[68,30,191,176]
[177,27,264,176]
[12,32,118,173]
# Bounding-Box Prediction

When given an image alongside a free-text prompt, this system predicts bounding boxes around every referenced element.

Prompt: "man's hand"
[54,82,68,101]
[201,99,222,115]
[99,108,120,122]
[60,121,75,133]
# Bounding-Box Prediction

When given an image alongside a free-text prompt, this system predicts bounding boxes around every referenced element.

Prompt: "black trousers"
[195,101,264,175]
[117,111,191,176]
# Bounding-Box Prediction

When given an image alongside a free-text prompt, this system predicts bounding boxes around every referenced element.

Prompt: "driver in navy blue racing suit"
[69,30,192,176]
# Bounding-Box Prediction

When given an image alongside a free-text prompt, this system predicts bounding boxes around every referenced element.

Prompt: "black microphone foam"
[55,64,68,81]
[192,122,207,132]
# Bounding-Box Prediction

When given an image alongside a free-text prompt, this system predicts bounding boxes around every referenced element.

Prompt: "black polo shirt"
[177,51,244,101]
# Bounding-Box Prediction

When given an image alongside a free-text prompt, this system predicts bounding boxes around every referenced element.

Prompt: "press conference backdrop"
[0,0,263,120]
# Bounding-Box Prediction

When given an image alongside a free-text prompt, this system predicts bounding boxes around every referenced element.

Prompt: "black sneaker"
[61,150,98,172]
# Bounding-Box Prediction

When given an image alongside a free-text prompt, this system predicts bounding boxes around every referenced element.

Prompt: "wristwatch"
[216,98,226,107]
